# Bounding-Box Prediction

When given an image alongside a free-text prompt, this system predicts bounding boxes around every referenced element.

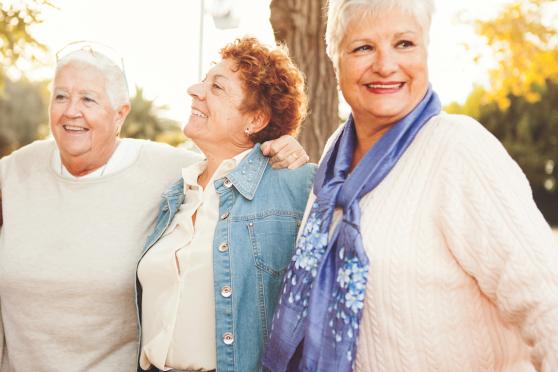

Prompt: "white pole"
[198,0,205,81]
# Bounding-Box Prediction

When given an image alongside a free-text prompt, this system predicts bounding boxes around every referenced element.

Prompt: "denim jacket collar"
[161,178,184,207]
[218,144,269,201]
[161,144,268,205]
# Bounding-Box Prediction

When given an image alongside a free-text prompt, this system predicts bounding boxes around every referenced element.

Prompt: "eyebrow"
[349,30,418,44]
[212,74,230,83]
[394,31,417,38]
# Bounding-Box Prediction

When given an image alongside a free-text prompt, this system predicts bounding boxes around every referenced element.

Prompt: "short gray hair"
[325,0,435,72]
[55,50,130,108]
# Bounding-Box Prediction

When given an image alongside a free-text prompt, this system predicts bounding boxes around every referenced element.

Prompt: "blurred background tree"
[122,86,184,147]
[0,77,49,156]
[0,0,52,89]
[1,0,52,156]
[270,0,338,162]
[447,0,558,224]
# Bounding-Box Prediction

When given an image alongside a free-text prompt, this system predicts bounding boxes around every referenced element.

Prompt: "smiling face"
[49,62,129,174]
[338,9,429,129]
[184,59,255,158]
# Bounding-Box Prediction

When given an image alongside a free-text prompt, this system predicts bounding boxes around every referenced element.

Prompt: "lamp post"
[198,0,240,80]
[198,0,205,80]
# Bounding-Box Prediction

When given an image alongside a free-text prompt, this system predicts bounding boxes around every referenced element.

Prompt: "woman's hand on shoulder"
[261,135,310,169]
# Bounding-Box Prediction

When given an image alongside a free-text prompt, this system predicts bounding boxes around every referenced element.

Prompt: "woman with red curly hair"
[135,37,316,372]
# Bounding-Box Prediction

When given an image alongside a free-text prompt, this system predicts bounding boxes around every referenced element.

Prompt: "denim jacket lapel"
[224,144,269,201]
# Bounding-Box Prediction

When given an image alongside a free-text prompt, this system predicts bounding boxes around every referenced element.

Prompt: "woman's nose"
[187,82,205,100]
[63,98,82,118]
[373,49,397,77]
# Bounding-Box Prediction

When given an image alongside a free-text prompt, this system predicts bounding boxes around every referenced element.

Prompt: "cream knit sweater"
[0,139,199,372]
[312,113,558,372]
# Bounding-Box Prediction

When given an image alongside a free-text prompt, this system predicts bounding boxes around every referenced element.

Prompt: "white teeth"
[191,109,208,118]
[366,83,402,89]
[63,125,87,132]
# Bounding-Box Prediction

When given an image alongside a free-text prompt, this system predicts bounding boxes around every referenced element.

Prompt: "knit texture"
[308,113,558,372]
[0,139,199,372]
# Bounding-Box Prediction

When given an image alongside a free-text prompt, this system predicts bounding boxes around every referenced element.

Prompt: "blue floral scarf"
[263,87,441,371]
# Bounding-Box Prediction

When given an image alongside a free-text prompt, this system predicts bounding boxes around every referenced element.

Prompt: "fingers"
[263,135,291,157]
[287,152,310,169]
[262,135,309,169]
[260,141,272,156]
[271,148,309,169]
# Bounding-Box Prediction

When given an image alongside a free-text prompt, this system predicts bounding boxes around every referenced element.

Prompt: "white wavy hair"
[55,50,130,108]
[325,0,435,72]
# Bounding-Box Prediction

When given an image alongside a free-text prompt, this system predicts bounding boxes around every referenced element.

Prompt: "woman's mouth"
[62,125,89,132]
[364,82,405,93]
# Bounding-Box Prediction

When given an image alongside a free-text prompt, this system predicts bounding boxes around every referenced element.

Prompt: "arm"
[439,120,558,371]
[261,135,310,169]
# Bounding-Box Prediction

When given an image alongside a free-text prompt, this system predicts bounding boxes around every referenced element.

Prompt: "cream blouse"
[138,150,250,371]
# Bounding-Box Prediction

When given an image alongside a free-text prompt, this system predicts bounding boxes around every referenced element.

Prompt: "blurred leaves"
[121,86,185,147]
[449,0,558,224]
[0,76,49,156]
[474,0,558,109]
[0,0,54,89]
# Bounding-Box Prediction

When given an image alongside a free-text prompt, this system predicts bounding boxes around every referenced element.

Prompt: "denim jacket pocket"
[247,215,300,277]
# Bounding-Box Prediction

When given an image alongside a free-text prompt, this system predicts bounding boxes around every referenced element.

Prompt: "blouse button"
[218,242,229,252]
[223,332,234,345]
[221,211,230,220]
[223,178,233,188]
[221,285,232,298]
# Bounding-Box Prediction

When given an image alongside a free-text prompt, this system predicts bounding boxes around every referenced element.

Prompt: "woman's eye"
[212,83,222,90]
[54,94,67,101]
[352,45,373,53]
[396,40,415,48]
[83,97,96,103]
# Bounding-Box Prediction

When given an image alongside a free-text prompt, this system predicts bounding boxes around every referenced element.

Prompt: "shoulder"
[266,163,317,188]
[134,139,203,169]
[430,113,532,194]
[414,112,514,169]
[2,139,54,161]
[1,139,54,171]
[428,112,502,148]
[260,163,317,209]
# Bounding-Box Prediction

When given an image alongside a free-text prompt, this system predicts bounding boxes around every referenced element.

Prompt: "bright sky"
[22,0,512,123]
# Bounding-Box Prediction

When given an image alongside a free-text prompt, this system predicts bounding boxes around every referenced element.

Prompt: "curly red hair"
[219,37,307,143]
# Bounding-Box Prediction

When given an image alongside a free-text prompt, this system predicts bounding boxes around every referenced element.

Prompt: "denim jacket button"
[220,211,230,220]
[221,285,232,298]
[223,178,233,188]
[223,332,234,345]
[218,242,229,252]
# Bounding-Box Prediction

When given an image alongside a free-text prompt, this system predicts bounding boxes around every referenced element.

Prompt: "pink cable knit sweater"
[312,113,558,371]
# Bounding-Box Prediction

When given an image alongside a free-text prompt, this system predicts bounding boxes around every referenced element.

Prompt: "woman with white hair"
[264,0,558,371]
[0,42,307,372]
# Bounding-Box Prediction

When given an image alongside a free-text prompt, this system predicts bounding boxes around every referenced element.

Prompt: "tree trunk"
[270,0,339,162]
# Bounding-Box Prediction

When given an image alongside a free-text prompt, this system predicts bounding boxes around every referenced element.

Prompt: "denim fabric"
[136,145,316,372]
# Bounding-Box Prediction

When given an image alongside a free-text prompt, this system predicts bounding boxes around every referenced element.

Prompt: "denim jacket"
[136,145,316,372]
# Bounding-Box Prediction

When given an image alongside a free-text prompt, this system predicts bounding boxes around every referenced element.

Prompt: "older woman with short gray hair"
[264,0,558,371]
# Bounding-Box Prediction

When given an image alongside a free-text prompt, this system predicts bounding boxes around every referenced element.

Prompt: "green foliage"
[121,86,185,146]
[474,0,558,109]
[0,0,53,88]
[0,77,49,156]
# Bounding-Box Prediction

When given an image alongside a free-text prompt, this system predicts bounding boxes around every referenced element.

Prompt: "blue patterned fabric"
[263,87,441,372]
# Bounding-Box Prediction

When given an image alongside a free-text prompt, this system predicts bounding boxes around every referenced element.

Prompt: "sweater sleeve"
[438,117,558,371]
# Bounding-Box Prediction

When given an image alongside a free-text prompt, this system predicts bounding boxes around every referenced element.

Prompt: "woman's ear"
[115,103,131,136]
[249,110,271,134]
